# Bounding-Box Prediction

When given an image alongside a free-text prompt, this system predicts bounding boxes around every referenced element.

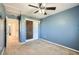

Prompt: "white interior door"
[6,18,19,47]
[33,21,39,39]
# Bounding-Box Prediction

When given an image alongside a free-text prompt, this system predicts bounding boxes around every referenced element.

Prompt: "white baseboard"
[20,39,37,45]
[1,48,5,55]
[41,39,79,53]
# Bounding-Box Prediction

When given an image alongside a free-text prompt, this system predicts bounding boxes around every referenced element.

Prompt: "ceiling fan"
[28,3,56,15]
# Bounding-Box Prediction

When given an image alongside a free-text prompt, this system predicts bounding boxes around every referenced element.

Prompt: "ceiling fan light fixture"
[42,9,45,14]
[42,3,46,6]
[39,9,45,14]
[39,10,42,13]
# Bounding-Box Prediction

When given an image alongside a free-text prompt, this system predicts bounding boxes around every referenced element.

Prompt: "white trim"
[25,18,40,22]
[41,39,79,53]
[26,39,37,42]
[1,48,5,55]
[20,39,37,45]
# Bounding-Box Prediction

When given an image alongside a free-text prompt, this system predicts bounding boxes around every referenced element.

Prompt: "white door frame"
[25,18,40,42]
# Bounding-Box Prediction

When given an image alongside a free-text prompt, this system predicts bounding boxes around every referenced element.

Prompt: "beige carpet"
[3,39,79,55]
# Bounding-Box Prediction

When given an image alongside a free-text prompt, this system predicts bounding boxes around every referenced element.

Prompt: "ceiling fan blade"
[39,3,42,6]
[44,12,47,15]
[34,10,39,13]
[46,7,56,10]
[28,5,38,8]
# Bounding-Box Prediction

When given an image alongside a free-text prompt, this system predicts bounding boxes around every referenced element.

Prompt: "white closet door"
[33,21,40,39]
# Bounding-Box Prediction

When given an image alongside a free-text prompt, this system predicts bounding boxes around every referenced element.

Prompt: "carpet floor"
[3,39,79,55]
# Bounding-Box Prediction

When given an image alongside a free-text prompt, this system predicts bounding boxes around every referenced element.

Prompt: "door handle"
[9,25,11,36]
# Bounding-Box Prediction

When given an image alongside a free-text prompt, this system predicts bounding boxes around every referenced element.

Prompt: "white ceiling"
[4,3,79,19]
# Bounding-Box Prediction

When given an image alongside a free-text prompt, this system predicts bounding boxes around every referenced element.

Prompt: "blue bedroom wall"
[40,5,79,50]
[20,16,26,42]
[0,4,6,54]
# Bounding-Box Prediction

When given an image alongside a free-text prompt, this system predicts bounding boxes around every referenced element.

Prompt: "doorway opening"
[25,19,40,42]
[6,18,19,47]
[26,20,33,39]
